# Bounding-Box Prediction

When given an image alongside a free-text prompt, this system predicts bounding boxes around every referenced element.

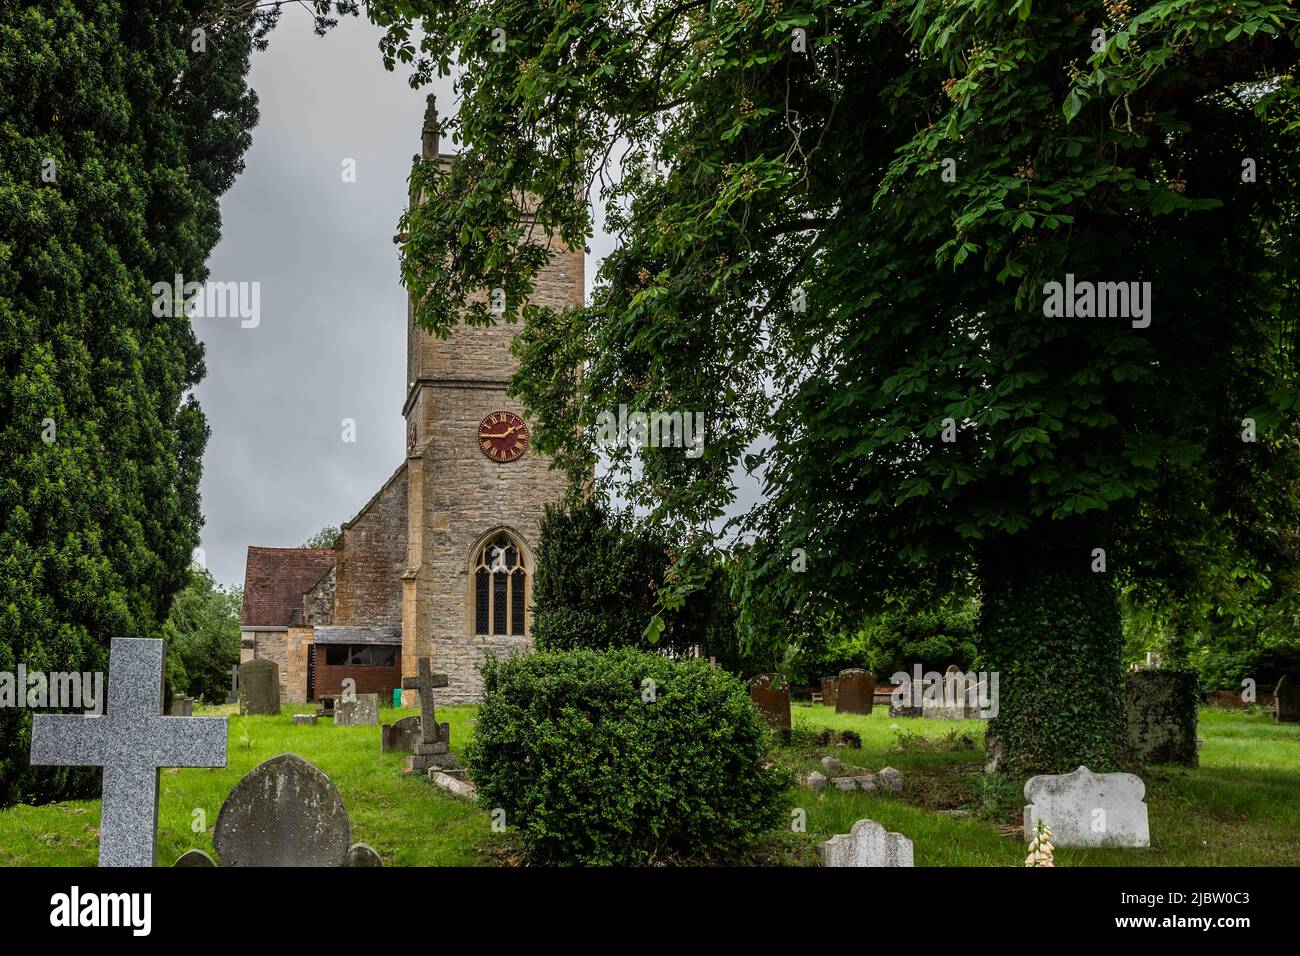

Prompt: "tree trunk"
[979,525,1128,775]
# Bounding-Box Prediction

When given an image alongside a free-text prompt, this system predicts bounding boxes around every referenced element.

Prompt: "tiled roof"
[240,547,336,627]
[312,626,402,645]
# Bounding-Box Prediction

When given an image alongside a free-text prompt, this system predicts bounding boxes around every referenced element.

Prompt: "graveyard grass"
[0,703,492,867]
[0,702,1295,866]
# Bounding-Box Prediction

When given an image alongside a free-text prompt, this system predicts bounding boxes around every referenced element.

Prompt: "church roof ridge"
[240,547,337,628]
[246,545,335,554]
[340,459,409,533]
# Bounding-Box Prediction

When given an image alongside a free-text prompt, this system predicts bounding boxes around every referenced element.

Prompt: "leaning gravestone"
[238,659,280,716]
[214,753,352,866]
[1023,765,1150,848]
[748,674,791,741]
[382,715,422,753]
[836,669,875,716]
[29,637,228,867]
[1275,675,1298,724]
[1125,669,1198,766]
[821,819,914,867]
[820,676,839,709]
[335,692,379,727]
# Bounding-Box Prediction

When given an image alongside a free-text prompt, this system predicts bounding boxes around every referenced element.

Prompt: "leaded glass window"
[472,533,528,637]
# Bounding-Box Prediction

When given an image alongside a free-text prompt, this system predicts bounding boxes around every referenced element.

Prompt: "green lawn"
[0,702,493,867]
[775,703,1300,866]
[0,702,1295,866]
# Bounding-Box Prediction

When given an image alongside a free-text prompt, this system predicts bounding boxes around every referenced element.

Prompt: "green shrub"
[530,501,671,652]
[531,500,746,665]
[862,595,979,678]
[163,568,242,704]
[464,647,789,864]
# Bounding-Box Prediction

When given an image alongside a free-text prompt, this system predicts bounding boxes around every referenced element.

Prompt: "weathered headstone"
[335,693,379,727]
[877,766,903,792]
[169,695,192,717]
[174,849,217,867]
[225,665,239,705]
[214,754,351,866]
[382,715,422,753]
[747,674,791,740]
[238,658,280,716]
[347,842,383,867]
[1125,669,1199,766]
[821,819,914,867]
[835,668,875,716]
[820,676,839,709]
[923,665,968,720]
[1275,675,1298,724]
[1023,765,1149,848]
[29,637,228,867]
[292,714,317,726]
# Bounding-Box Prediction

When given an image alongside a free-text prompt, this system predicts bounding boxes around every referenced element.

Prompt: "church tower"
[401,98,581,704]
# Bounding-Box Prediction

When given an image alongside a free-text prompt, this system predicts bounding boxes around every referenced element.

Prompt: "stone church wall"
[253,629,288,697]
[332,463,408,627]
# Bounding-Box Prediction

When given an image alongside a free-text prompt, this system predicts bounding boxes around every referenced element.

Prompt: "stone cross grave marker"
[30,637,227,867]
[224,664,239,704]
[403,657,457,771]
[403,657,449,747]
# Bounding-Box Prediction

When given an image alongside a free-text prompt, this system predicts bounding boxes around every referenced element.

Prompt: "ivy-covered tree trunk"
[980,527,1128,776]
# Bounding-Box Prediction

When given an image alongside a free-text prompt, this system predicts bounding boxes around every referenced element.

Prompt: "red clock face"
[478,411,530,463]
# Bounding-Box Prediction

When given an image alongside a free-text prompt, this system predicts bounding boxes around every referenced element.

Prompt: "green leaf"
[1063,92,1082,123]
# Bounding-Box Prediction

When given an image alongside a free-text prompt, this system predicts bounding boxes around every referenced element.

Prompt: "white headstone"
[1023,765,1149,847]
[820,819,914,867]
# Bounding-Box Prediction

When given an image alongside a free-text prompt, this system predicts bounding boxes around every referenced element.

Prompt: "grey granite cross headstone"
[402,657,448,745]
[29,637,227,867]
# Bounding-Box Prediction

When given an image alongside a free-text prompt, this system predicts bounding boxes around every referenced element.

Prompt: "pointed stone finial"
[422,95,439,159]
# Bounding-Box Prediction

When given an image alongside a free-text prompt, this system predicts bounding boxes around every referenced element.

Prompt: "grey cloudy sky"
[195,13,759,588]
[197,17,450,587]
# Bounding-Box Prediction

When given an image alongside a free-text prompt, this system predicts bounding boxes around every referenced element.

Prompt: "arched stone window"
[471,532,528,637]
